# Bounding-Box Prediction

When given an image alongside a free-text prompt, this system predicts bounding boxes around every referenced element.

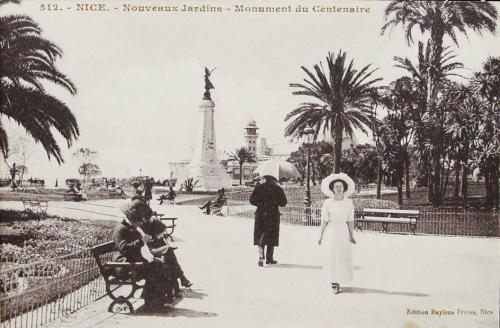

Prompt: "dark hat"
[120,199,152,221]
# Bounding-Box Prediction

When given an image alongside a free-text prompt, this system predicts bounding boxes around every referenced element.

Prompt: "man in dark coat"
[113,199,173,311]
[250,175,287,266]
[143,178,154,204]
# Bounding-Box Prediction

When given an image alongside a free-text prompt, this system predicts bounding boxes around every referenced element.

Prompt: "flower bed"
[0,210,114,263]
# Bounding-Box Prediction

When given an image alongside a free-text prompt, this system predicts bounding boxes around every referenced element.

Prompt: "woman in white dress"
[318,173,357,294]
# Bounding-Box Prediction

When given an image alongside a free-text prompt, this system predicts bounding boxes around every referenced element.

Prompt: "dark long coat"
[144,180,153,201]
[250,181,287,246]
[112,220,171,301]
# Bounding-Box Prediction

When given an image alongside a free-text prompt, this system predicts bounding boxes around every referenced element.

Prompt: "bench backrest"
[91,241,115,277]
[362,208,420,219]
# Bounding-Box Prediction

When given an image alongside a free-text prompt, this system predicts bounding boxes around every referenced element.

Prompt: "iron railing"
[0,247,111,328]
[226,199,500,237]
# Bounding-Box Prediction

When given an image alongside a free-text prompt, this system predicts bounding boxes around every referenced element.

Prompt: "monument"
[186,67,231,190]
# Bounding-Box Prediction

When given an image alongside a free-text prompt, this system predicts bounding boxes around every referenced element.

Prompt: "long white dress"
[321,197,354,284]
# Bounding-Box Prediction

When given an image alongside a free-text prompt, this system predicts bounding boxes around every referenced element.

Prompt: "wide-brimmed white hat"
[320,173,356,197]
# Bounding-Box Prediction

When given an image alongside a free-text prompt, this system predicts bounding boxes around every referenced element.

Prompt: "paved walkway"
[1,200,499,328]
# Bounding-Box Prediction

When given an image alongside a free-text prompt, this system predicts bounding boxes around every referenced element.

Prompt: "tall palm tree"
[380,77,417,201]
[445,83,482,205]
[382,0,497,205]
[0,0,79,162]
[472,57,500,209]
[285,50,381,173]
[228,147,256,185]
[394,43,464,202]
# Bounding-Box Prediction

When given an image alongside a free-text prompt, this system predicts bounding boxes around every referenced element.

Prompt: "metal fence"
[0,247,111,328]
[226,192,500,237]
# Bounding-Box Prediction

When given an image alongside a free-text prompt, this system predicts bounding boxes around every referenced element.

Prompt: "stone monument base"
[187,162,231,191]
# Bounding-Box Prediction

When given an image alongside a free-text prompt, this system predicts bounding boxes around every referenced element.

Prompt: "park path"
[1,199,499,328]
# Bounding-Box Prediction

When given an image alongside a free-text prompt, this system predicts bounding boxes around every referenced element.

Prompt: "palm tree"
[228,147,256,185]
[382,1,497,205]
[445,83,482,205]
[472,57,500,209]
[285,50,381,173]
[0,0,79,162]
[380,77,417,201]
[394,42,464,203]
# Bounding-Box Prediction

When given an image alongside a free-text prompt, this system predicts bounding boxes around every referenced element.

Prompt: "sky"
[2,0,499,185]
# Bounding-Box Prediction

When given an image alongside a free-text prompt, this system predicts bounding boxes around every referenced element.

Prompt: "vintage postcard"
[1,1,499,328]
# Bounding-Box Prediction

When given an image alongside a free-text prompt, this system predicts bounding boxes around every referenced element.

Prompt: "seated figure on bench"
[199,188,226,215]
[158,186,176,205]
[114,199,188,311]
[142,211,192,296]
[68,183,86,201]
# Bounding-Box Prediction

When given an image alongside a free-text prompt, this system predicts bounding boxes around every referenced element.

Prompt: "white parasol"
[254,159,301,181]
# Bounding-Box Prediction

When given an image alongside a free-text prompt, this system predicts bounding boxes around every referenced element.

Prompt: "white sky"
[2,0,499,184]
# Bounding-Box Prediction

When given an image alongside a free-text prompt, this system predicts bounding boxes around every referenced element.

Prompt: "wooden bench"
[21,199,48,214]
[91,216,178,313]
[91,241,146,313]
[153,213,177,237]
[355,208,420,234]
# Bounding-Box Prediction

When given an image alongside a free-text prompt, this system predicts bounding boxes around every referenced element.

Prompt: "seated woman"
[142,214,192,295]
[114,199,176,311]
[158,186,176,205]
[199,188,226,214]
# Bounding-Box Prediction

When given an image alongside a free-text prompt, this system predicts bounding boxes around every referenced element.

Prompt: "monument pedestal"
[187,99,231,191]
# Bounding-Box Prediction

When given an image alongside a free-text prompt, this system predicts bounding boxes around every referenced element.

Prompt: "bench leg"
[355,221,363,232]
[108,297,135,313]
[410,223,417,235]
[382,222,389,233]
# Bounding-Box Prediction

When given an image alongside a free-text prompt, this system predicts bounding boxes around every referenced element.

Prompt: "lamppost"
[303,124,315,225]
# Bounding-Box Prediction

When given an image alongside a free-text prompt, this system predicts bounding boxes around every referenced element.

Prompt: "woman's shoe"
[265,260,277,264]
[180,277,193,288]
[258,257,264,267]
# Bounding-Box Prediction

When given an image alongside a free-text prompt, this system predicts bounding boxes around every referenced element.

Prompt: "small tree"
[78,163,102,182]
[228,147,257,185]
[3,135,33,188]
[73,148,99,183]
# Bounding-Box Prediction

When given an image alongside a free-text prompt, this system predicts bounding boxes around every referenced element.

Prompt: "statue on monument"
[203,67,216,100]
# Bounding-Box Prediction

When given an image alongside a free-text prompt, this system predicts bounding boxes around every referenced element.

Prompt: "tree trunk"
[10,162,17,190]
[453,160,461,198]
[404,149,411,199]
[462,161,468,207]
[332,120,343,174]
[442,165,450,200]
[376,158,382,199]
[397,167,403,206]
[311,161,317,185]
[428,169,433,203]
[432,152,442,206]
[428,29,444,206]
[239,163,243,185]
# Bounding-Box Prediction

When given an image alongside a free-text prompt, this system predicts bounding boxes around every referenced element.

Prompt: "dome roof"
[245,119,258,129]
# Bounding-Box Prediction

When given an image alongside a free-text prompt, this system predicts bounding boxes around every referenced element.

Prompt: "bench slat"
[360,216,416,223]
[363,208,419,215]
